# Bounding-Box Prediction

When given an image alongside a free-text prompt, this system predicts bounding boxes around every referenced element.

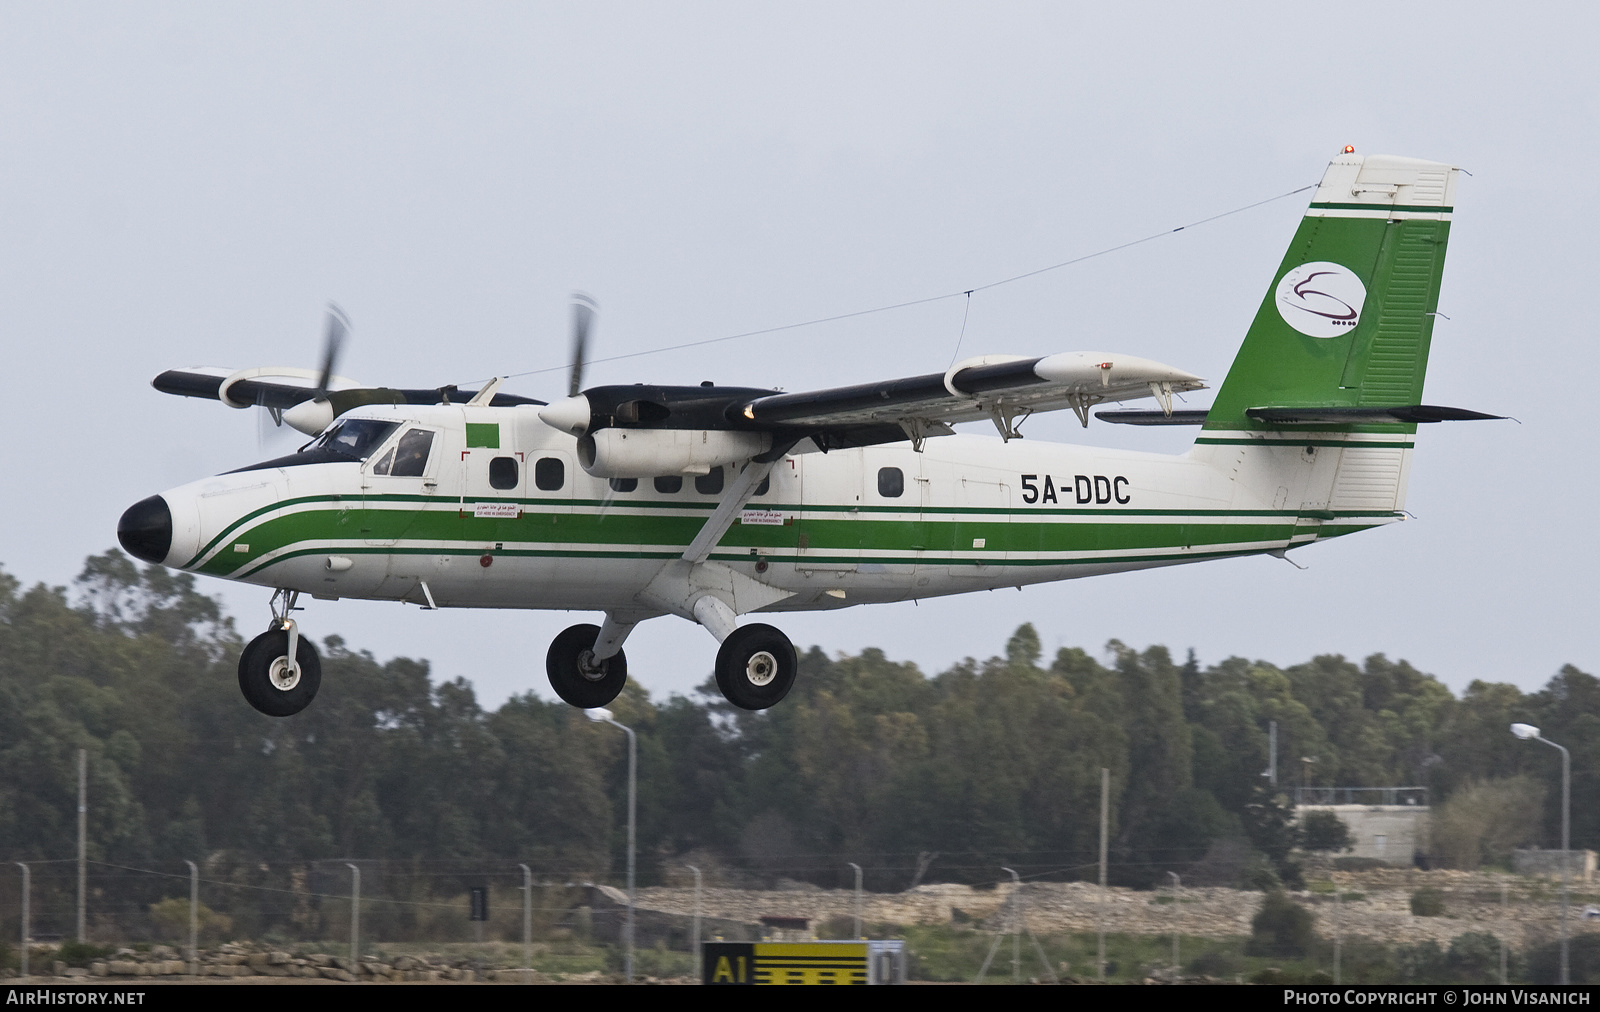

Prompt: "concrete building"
[1295,788,1431,866]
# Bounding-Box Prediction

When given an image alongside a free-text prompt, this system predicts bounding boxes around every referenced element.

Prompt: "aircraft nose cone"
[117,495,173,564]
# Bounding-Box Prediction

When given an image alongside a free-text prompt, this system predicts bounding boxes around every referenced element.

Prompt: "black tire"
[546,623,628,708]
[715,623,797,710]
[238,628,322,717]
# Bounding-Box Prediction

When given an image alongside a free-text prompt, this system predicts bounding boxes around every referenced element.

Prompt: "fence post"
[519,864,531,985]
[687,865,702,972]
[185,860,198,976]
[346,863,360,967]
[14,863,28,979]
[77,749,86,942]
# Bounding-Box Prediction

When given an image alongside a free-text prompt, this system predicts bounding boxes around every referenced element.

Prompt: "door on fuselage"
[948,473,1012,581]
[795,449,859,579]
[359,422,443,600]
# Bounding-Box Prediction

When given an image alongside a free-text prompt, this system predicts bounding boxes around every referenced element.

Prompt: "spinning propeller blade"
[317,303,350,399]
[569,293,597,397]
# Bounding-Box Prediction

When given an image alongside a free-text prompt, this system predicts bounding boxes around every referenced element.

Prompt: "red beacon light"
[1343,145,1356,154]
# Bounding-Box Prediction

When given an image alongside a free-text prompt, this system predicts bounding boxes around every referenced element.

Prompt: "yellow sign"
[702,942,868,985]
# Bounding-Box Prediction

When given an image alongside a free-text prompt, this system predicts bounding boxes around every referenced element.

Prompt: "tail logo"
[1274,261,1367,338]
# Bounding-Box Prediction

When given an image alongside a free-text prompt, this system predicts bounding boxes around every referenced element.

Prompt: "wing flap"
[1095,409,1211,426]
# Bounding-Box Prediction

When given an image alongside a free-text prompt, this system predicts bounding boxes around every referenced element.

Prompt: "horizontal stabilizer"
[1244,405,1505,425]
[1095,409,1210,426]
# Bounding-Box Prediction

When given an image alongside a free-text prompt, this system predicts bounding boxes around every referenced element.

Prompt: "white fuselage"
[152,403,1407,618]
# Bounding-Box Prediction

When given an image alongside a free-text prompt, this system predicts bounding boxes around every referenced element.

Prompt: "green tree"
[1429,776,1543,870]
[1246,889,1315,957]
[1300,810,1354,854]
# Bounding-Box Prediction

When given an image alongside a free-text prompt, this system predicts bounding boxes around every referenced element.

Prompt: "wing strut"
[682,457,782,564]
[632,448,799,633]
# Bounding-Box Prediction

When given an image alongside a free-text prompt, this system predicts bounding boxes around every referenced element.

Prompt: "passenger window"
[609,477,638,493]
[695,466,724,495]
[755,476,770,496]
[535,457,565,491]
[654,475,682,494]
[878,466,904,498]
[390,430,435,477]
[489,456,519,490]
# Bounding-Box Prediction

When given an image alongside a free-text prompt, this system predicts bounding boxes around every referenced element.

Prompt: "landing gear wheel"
[546,623,628,708]
[238,628,322,717]
[715,623,797,710]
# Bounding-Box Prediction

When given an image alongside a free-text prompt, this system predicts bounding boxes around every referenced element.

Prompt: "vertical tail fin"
[1205,152,1459,428]
[1196,153,1460,531]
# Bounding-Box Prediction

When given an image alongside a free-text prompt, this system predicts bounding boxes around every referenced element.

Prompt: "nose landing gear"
[238,589,322,717]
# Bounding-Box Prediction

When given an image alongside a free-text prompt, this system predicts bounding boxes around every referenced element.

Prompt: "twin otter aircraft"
[119,151,1496,717]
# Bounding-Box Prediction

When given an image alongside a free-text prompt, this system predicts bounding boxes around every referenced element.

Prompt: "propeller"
[277,303,358,435]
[316,303,350,399]
[569,293,597,397]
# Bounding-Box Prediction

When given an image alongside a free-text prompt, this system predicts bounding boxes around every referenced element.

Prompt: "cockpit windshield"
[309,419,401,461]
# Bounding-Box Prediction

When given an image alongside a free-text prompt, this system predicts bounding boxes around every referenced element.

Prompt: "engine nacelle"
[576,428,772,478]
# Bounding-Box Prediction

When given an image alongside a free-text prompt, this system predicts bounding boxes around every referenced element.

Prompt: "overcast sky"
[2,2,1595,707]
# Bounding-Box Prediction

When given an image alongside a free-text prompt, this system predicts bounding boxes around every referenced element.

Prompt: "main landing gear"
[544,613,797,712]
[715,623,797,710]
[546,623,629,708]
[238,589,321,717]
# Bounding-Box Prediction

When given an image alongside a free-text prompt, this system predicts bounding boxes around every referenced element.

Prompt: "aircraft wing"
[542,351,1207,450]
[738,352,1205,442]
[152,367,542,411]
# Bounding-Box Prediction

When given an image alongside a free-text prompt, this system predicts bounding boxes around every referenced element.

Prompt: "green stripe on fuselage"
[197,497,1393,579]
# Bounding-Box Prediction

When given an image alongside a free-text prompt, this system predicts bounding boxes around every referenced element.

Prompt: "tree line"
[1,550,1594,897]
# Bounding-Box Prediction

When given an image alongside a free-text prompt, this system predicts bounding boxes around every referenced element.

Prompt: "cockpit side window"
[311,419,400,461]
[389,429,436,477]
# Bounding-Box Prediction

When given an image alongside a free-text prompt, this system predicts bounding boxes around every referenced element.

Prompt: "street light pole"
[587,708,636,984]
[1511,723,1570,985]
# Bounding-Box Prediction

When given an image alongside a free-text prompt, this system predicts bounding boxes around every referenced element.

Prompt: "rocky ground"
[627,868,1600,949]
[10,942,648,984]
[6,868,1592,983]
